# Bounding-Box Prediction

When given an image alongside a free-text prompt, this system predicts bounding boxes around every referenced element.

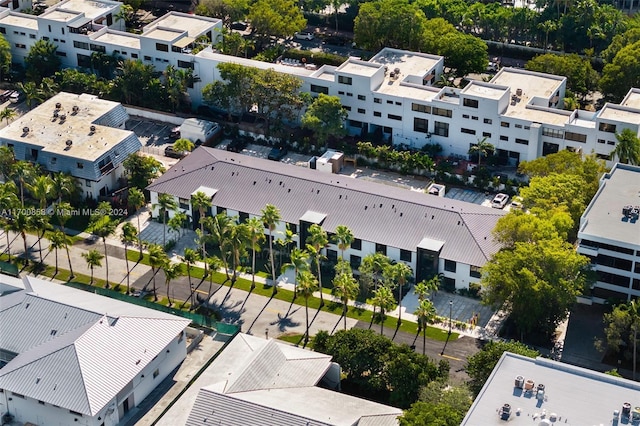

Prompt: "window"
[310,84,328,94]
[89,44,105,53]
[444,259,456,272]
[596,153,611,160]
[15,43,26,49]
[77,53,91,68]
[524,125,530,130]
[471,116,478,120]
[597,254,632,271]
[500,135,508,141]
[395,101,402,106]
[374,111,381,117]
[338,75,352,85]
[433,107,452,118]
[177,60,194,70]
[374,98,381,104]
[607,140,616,145]
[400,249,412,262]
[38,400,45,405]
[462,114,469,119]
[217,206,227,215]
[179,198,190,210]
[597,270,630,288]
[338,91,344,95]
[351,238,362,250]
[42,36,49,41]
[388,114,402,121]
[463,98,478,108]
[599,122,616,133]
[500,121,510,128]
[461,128,476,135]
[515,124,522,129]
[350,255,361,269]
[386,100,393,104]
[69,410,83,417]
[482,132,491,137]
[55,51,67,57]
[343,106,351,111]
[29,34,36,39]
[156,43,168,52]
[144,55,151,61]
[85,179,91,187]
[153,369,160,379]
[74,41,89,50]
[347,92,353,97]
[48,25,51,32]
[564,131,587,143]
[131,53,138,59]
[357,108,365,114]
[77,162,84,169]
[515,138,529,145]
[327,249,338,262]
[358,94,366,101]
[542,127,563,138]
[597,138,605,144]
[470,265,482,279]
[61,28,65,35]
[51,157,57,164]
[0,27,4,34]
[484,118,492,124]
[434,121,449,137]
[412,103,430,113]
[375,243,387,255]
[414,117,429,133]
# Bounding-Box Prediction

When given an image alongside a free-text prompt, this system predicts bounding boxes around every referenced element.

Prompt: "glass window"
[412,103,431,113]
[338,75,352,85]
[433,108,452,118]
[484,118,492,124]
[470,265,482,278]
[156,43,168,52]
[400,249,411,262]
[414,118,428,133]
[463,98,478,108]
[310,84,328,94]
[358,94,366,101]
[434,121,449,137]
[461,128,476,135]
[500,121,510,128]
[444,259,456,272]
[375,243,387,255]
[388,114,402,121]
[351,238,362,250]
[599,122,616,133]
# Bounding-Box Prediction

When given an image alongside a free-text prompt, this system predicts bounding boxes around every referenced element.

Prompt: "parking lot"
[126,119,177,147]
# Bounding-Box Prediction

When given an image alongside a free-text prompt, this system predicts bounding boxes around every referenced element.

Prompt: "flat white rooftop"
[0,13,38,30]
[1,92,130,161]
[56,0,118,20]
[491,68,564,102]
[621,89,640,109]
[579,163,640,248]
[337,60,380,78]
[41,9,78,22]
[143,27,181,42]
[461,81,508,101]
[146,12,220,38]
[598,104,640,124]
[503,105,571,126]
[197,49,315,76]
[462,352,640,425]
[93,30,140,49]
[369,48,442,77]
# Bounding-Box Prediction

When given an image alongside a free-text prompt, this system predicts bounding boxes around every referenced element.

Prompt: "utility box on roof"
[179,118,221,146]
[317,150,344,174]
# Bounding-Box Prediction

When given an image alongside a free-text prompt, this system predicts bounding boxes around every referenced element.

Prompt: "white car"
[491,193,509,209]
[294,32,314,41]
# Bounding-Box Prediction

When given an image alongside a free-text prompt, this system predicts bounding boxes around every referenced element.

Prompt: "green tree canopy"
[301,93,348,146]
[600,41,640,102]
[25,40,61,81]
[525,53,598,98]
[0,34,11,81]
[481,238,593,340]
[400,382,473,425]
[123,153,164,191]
[613,128,640,165]
[248,0,306,41]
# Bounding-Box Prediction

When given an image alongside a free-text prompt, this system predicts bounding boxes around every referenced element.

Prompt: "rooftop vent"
[394,67,400,74]
[72,105,79,114]
[499,403,511,420]
[59,114,66,121]
[53,110,58,118]
[55,102,62,109]
[623,402,632,418]
[22,126,29,134]
[65,139,72,148]
[516,88,523,97]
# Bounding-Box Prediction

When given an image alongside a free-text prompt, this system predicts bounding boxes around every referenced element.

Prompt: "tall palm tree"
[82,249,104,285]
[297,269,319,346]
[27,175,54,210]
[52,172,78,204]
[153,193,178,247]
[0,107,16,125]
[371,285,396,335]
[9,212,31,266]
[0,145,16,181]
[162,261,183,307]
[332,262,360,330]
[245,216,265,291]
[90,208,117,288]
[613,129,640,165]
[226,221,249,285]
[121,222,138,294]
[48,230,68,275]
[0,181,18,260]
[191,190,212,274]
[384,262,413,326]
[11,161,36,207]
[206,255,223,300]
[205,213,232,279]
[307,223,328,306]
[54,201,74,278]
[414,299,437,355]
[414,274,441,302]
[281,247,309,298]
[181,248,200,292]
[30,213,50,264]
[127,187,146,260]
[147,243,167,301]
[17,81,43,109]
[360,252,391,293]
[260,204,281,295]
[468,137,495,168]
[333,225,354,260]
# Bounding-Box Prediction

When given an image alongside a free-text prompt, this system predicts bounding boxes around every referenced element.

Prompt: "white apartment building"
[0,1,639,165]
[577,163,640,304]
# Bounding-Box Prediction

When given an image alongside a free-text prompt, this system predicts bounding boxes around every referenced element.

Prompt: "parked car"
[231,21,248,31]
[294,32,314,40]
[491,193,509,209]
[170,126,181,139]
[0,90,15,102]
[9,91,23,104]
[226,139,247,153]
[268,146,288,161]
[164,145,186,159]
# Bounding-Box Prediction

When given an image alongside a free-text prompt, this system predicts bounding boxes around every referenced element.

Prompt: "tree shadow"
[245,294,275,335]
[269,308,301,333]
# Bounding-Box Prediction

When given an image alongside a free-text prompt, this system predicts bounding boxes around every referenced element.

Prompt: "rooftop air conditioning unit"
[22,126,29,134]
[59,114,66,121]
[65,139,72,147]
[514,375,524,388]
[55,102,62,109]
[72,105,79,114]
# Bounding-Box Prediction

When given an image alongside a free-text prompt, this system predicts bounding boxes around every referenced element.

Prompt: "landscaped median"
[125,250,459,342]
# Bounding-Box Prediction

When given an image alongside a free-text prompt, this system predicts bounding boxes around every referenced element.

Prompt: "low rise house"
[0,274,191,426]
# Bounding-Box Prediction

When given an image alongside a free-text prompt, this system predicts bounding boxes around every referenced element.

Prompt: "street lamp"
[448,300,453,335]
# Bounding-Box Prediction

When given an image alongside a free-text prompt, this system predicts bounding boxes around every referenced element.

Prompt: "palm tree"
[360,252,391,293]
[11,160,36,207]
[260,204,281,295]
[538,20,557,51]
[9,212,31,266]
[297,269,319,346]
[191,190,212,273]
[162,261,183,307]
[414,274,441,302]
[333,224,354,260]
[30,213,51,264]
[82,249,104,285]
[90,208,117,288]
[468,137,495,168]
[245,216,265,291]
[205,213,233,279]
[384,262,413,326]
[27,175,54,210]
[414,299,437,355]
[128,187,146,260]
[371,285,397,335]
[613,129,640,165]
[0,145,15,181]
[306,223,328,306]
[332,262,360,330]
[181,248,200,291]
[148,243,167,301]
[52,172,78,204]
[121,222,138,294]
[54,201,74,278]
[17,81,43,109]
[153,193,178,247]
[0,181,18,260]
[48,230,68,274]
[226,221,249,285]
[206,255,223,300]
[168,211,187,239]
[281,247,309,298]
[173,138,195,154]
[0,107,16,125]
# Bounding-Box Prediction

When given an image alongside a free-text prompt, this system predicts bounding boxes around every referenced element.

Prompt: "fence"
[140,145,165,156]
[63,281,240,334]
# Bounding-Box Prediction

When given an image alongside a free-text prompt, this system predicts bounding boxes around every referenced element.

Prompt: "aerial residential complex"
[462,351,640,425]
[1,1,639,165]
[0,274,191,426]
[0,91,142,199]
[577,163,640,303]
[147,147,505,289]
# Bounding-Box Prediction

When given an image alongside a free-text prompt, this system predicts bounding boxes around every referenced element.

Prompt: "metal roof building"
[0,275,190,426]
[147,147,505,288]
[462,352,640,425]
[182,333,402,426]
